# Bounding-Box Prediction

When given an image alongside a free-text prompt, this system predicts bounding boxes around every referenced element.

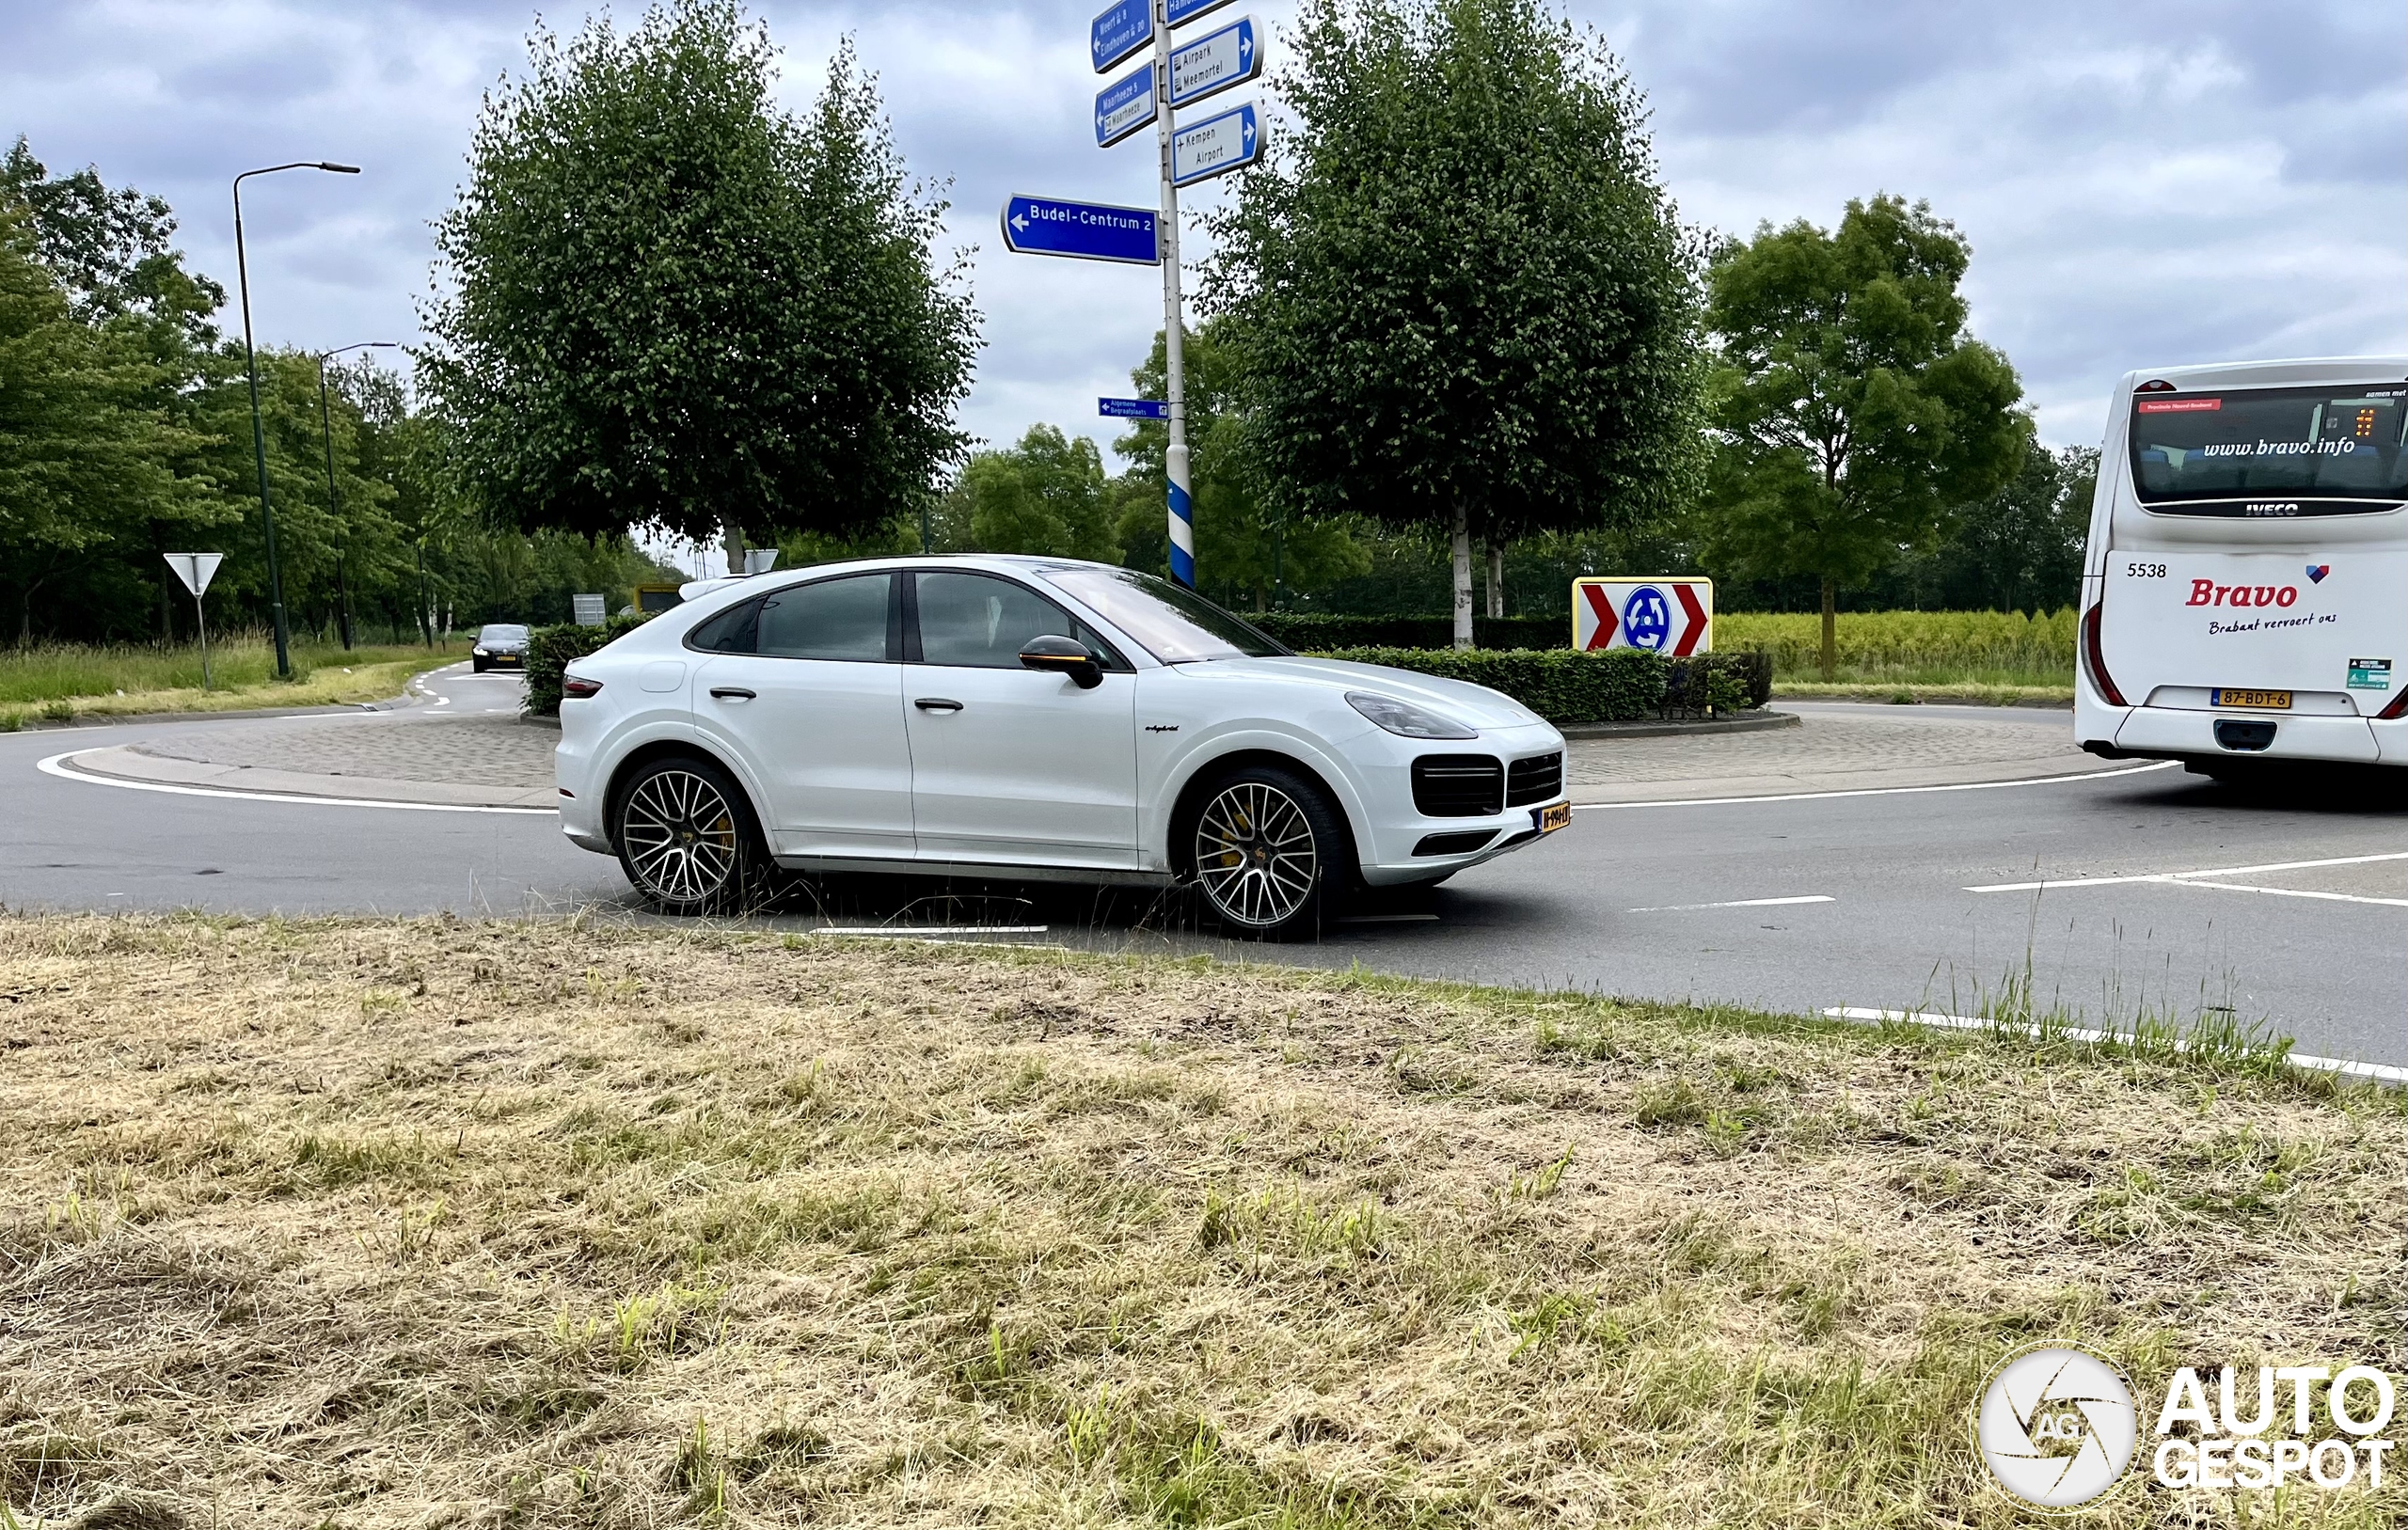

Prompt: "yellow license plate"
[1538,801,1572,833]
[2210,688,2290,709]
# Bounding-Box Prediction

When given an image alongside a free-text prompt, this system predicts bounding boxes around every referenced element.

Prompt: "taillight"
[2380,689,2408,721]
[562,675,603,700]
[2082,604,2126,706]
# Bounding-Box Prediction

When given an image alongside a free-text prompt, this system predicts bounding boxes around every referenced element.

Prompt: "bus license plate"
[2210,688,2290,710]
[1538,802,1572,833]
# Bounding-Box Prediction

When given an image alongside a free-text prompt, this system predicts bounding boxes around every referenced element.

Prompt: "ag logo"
[1975,1345,2139,1509]
[1621,585,1671,651]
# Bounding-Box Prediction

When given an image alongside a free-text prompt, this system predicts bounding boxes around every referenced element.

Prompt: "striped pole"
[1154,0,1195,587]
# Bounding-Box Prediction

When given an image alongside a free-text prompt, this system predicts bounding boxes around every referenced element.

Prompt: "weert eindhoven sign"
[999,195,1160,265]
[1170,101,1261,187]
[1092,0,1242,72]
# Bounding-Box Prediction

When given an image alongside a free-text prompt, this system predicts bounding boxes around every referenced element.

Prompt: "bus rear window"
[2131,385,2408,513]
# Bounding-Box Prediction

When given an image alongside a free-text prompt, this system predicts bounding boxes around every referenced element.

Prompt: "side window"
[915,572,1124,670]
[755,574,894,662]
[687,597,761,655]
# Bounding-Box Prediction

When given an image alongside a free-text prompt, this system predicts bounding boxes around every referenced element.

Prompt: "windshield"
[480,624,529,643]
[1037,567,1290,662]
[2130,384,2408,513]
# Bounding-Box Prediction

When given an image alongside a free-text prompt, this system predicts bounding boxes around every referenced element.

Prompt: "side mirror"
[1019,634,1103,689]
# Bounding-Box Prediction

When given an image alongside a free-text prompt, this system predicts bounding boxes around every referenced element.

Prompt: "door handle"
[709,686,756,702]
[914,697,962,713]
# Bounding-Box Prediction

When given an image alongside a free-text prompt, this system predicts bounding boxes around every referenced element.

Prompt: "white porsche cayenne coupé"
[553,556,1571,938]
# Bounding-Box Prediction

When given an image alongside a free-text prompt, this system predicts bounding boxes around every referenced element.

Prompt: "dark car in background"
[472,623,531,673]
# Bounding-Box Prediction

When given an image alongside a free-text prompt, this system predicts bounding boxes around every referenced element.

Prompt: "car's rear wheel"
[1186,765,1347,940]
[610,756,772,915]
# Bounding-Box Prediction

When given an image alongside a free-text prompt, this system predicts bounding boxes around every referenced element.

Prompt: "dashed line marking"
[1625,894,1835,912]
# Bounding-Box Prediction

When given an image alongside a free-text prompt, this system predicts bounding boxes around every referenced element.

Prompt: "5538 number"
[2124,561,2168,578]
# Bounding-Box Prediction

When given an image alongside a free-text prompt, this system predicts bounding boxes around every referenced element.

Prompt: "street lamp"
[233,160,360,678]
[316,340,398,650]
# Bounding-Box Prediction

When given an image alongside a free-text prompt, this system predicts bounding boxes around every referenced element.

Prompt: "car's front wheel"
[610,755,772,914]
[1186,765,1347,940]
[472,658,489,673]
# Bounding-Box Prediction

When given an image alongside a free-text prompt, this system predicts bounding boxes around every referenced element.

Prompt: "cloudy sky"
[6,0,2402,559]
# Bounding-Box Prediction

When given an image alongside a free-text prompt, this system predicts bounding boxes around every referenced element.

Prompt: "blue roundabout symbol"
[1623,585,1672,651]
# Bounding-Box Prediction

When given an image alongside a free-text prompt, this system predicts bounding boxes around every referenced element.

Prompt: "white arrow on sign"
[163,552,224,597]
[1170,101,1264,188]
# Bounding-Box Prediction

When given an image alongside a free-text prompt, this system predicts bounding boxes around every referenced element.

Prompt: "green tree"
[1703,195,2030,675]
[1210,0,1702,647]
[943,425,1121,561]
[1111,323,1367,609]
[0,206,214,643]
[420,2,978,565]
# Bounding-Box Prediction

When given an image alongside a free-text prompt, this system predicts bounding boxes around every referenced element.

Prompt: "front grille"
[1506,751,1562,807]
[1412,754,1502,816]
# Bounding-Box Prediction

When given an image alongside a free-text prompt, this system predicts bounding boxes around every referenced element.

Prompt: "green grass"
[0,634,466,726]
[1718,609,2074,691]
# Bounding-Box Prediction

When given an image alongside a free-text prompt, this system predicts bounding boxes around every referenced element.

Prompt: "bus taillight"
[2082,604,2127,706]
[2380,689,2408,721]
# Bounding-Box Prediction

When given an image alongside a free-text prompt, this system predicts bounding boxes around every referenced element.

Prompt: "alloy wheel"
[1194,780,1319,929]
[620,769,739,906]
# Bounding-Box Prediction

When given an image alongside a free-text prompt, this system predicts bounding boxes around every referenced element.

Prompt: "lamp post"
[233,160,360,678]
[315,340,397,651]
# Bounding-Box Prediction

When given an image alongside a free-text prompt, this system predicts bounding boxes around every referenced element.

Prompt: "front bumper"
[1352,720,1571,886]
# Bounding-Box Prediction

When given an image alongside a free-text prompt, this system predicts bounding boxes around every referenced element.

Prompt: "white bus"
[2076,355,2408,777]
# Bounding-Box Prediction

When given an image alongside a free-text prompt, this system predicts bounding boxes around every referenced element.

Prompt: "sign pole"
[195,582,212,691]
[1154,0,1195,588]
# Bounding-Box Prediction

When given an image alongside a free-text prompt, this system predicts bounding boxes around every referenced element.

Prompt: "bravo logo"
[2187,580,2300,608]
[1573,577,1712,655]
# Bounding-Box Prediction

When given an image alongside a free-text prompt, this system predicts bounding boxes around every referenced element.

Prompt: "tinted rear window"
[2130,385,2408,513]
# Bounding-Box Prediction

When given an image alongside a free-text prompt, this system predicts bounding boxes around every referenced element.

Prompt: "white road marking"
[1338,912,1440,923]
[1626,894,1835,911]
[1823,1007,2407,1085]
[803,928,1057,947]
[1569,760,2177,811]
[1967,849,2408,892]
[36,750,556,815]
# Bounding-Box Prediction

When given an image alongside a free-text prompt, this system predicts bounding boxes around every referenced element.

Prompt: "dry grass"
[0,914,2398,1529]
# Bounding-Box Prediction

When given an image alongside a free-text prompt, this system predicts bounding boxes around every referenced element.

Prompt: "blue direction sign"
[1001,195,1161,264]
[1169,16,1260,109]
[1101,397,1170,419]
[1167,0,1240,27]
[1094,65,1156,148]
[1090,0,1150,73]
[1170,101,1262,187]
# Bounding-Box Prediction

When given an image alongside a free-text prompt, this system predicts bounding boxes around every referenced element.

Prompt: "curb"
[1560,709,1800,741]
[51,744,557,812]
[8,691,427,731]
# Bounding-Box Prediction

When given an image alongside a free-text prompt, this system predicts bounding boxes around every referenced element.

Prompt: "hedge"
[1251,612,1564,651]
[1315,646,1770,726]
[524,616,648,717]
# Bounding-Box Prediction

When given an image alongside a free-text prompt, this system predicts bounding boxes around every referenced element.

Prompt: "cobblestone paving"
[121,704,2087,802]
[1560,712,2090,794]
[135,716,556,788]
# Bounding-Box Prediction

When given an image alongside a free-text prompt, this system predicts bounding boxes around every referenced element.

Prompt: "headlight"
[473,647,490,655]
[1347,691,1476,739]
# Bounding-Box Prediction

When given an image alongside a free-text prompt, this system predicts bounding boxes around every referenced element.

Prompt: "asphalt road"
[7,673,2402,1067]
